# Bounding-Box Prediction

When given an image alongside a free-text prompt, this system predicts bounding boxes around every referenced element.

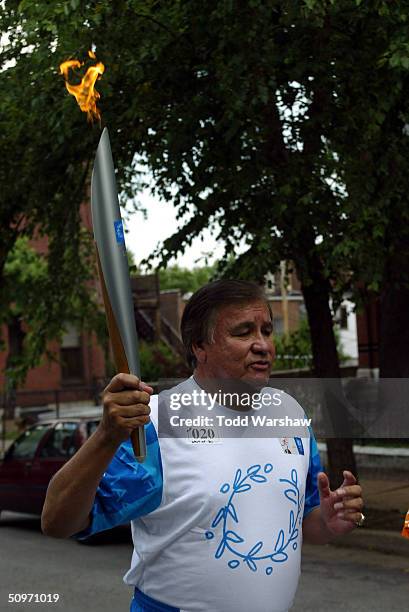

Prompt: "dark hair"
[181,280,272,369]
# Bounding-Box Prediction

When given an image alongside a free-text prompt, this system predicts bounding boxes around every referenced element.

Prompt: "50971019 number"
[8,594,60,604]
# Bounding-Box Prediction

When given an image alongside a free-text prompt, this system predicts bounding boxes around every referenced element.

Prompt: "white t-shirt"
[77,377,322,612]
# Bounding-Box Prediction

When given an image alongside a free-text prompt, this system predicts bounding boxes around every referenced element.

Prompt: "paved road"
[0,513,132,612]
[1,512,408,612]
[292,543,409,611]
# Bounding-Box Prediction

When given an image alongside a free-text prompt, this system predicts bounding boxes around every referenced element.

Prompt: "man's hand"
[42,371,153,539]
[318,470,364,537]
[99,373,153,447]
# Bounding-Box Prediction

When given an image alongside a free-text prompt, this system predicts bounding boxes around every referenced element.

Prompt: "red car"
[0,418,99,516]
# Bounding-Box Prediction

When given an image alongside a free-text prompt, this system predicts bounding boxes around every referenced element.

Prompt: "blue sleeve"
[73,422,163,540]
[303,426,323,518]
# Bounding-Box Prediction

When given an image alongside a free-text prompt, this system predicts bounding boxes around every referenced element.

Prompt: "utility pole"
[280,260,289,335]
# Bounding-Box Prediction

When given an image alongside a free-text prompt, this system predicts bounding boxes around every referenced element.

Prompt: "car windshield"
[39,422,79,458]
[8,424,51,460]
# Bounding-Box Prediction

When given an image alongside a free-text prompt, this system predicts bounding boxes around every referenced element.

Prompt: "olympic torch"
[91,128,146,462]
[59,52,146,461]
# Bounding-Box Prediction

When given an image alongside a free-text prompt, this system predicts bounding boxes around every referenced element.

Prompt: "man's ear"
[192,342,207,364]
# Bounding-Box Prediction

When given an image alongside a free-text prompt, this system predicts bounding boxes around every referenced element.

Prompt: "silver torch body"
[91,127,146,462]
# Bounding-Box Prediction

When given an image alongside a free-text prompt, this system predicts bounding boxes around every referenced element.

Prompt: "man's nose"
[251,333,271,354]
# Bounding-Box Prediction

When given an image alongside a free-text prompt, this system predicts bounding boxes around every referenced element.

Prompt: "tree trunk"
[379,284,409,378]
[376,284,409,440]
[4,317,26,419]
[299,257,357,489]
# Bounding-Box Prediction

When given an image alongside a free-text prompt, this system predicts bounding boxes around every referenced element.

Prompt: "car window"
[86,421,99,437]
[9,425,51,460]
[39,422,78,458]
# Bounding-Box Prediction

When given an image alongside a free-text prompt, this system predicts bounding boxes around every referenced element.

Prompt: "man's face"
[193,300,275,384]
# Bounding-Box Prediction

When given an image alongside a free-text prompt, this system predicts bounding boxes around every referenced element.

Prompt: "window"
[299,304,307,321]
[273,316,284,336]
[8,425,50,460]
[264,272,276,295]
[86,421,99,437]
[40,422,78,458]
[60,323,84,382]
[338,306,349,330]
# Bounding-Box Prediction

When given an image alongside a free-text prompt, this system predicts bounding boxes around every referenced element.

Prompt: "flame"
[60,51,105,122]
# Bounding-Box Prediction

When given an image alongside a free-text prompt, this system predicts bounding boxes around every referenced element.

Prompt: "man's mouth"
[248,361,271,371]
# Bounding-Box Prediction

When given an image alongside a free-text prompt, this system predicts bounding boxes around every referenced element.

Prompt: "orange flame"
[60,50,105,122]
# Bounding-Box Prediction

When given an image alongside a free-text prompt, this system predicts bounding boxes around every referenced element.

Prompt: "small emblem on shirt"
[279,437,303,454]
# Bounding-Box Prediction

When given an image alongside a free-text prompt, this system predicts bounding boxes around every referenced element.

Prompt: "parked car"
[0,418,99,517]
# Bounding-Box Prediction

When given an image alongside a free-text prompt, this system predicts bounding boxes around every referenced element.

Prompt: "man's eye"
[263,329,273,336]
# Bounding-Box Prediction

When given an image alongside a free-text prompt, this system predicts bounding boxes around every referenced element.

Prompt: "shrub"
[139,341,190,382]
[273,319,348,371]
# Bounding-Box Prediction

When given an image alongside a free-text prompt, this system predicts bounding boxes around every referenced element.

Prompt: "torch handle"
[95,245,146,462]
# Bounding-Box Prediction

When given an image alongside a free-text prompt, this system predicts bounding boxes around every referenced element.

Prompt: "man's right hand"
[99,373,153,447]
[42,372,153,539]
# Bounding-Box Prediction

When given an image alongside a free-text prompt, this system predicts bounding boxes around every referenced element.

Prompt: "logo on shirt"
[204,465,303,575]
[279,437,304,455]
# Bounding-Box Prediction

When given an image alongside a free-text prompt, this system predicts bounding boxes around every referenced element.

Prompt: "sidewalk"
[330,474,409,557]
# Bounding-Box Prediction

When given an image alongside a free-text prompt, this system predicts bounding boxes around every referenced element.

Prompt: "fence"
[0,378,110,419]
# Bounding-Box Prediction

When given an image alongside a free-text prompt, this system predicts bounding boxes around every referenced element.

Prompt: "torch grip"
[95,245,146,462]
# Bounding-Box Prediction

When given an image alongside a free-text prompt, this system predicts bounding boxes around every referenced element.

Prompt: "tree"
[158,264,216,295]
[308,1,409,379]
[4,0,409,481]
[0,3,108,385]
[0,0,354,483]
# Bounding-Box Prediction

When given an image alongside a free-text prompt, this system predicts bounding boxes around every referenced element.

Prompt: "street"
[293,543,409,611]
[0,512,408,612]
[0,512,132,612]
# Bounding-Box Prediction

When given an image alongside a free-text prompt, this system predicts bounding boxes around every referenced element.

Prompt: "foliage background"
[2,0,409,388]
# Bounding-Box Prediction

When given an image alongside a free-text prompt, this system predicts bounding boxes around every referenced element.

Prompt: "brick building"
[0,202,106,411]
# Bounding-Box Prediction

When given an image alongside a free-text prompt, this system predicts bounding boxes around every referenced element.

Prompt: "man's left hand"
[318,470,364,536]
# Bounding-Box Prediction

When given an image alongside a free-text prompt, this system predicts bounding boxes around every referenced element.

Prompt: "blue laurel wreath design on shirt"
[205,464,304,575]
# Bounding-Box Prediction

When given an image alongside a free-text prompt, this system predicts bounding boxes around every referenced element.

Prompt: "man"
[42,280,364,612]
